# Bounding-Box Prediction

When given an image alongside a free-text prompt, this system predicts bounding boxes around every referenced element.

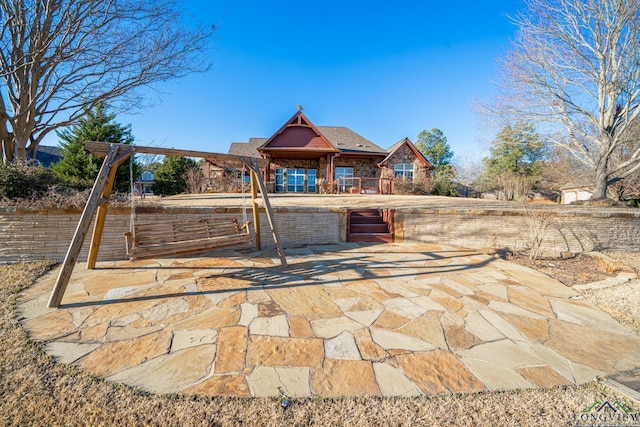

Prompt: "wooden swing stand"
[47,142,287,308]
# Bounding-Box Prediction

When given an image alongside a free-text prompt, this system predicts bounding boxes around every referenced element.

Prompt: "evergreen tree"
[415,128,454,169]
[52,104,138,191]
[479,122,547,200]
[151,156,197,196]
[415,128,456,196]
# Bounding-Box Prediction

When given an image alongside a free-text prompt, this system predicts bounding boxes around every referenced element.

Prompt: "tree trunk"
[592,157,609,199]
[15,142,28,163]
[1,139,14,165]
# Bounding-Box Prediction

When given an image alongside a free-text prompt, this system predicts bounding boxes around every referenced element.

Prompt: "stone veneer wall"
[2,205,638,264]
[0,207,345,264]
[379,143,430,183]
[395,207,640,256]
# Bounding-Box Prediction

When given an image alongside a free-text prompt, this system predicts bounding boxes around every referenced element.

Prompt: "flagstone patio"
[17,242,640,398]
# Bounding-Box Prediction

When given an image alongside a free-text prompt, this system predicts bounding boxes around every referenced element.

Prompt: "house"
[28,145,62,168]
[210,109,433,194]
[135,169,154,195]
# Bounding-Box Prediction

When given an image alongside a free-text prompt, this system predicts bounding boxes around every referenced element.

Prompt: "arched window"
[394,163,413,180]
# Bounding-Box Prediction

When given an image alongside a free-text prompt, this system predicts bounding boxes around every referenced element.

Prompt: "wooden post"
[48,144,119,308]
[87,155,126,270]
[86,150,133,269]
[243,158,287,268]
[249,168,261,250]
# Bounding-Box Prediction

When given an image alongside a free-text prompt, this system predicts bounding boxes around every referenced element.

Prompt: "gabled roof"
[380,137,434,169]
[223,111,426,161]
[228,138,267,158]
[316,126,387,155]
[258,111,338,154]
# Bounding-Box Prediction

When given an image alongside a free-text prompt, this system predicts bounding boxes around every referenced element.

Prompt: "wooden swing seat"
[124,217,251,260]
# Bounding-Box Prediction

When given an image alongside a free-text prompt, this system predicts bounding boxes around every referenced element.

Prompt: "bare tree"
[540,146,593,192]
[454,154,483,197]
[0,0,214,164]
[183,164,205,194]
[495,0,640,199]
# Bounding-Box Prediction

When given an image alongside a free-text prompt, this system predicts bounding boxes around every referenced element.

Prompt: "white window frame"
[394,163,414,180]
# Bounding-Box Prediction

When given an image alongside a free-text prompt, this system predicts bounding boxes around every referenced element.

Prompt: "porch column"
[327,154,334,192]
[263,154,271,183]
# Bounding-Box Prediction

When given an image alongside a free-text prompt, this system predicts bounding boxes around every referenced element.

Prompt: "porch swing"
[47,141,287,308]
[124,162,252,260]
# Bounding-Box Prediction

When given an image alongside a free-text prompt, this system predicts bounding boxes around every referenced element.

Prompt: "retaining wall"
[1,204,638,263]
[0,207,345,263]
[395,207,640,256]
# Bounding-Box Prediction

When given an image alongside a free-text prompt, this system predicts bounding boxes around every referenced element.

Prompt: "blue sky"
[46,1,525,159]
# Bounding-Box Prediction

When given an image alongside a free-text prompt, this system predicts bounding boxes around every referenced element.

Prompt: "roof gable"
[258,111,337,153]
[381,138,434,169]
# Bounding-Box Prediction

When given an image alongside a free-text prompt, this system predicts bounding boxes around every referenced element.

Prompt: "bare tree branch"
[490,0,640,199]
[0,0,215,164]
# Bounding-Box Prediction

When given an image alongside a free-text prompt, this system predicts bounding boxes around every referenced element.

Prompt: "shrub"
[0,163,61,199]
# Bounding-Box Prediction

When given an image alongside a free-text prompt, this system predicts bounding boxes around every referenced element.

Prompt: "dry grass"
[579,281,640,333]
[1,263,638,426]
[581,252,640,333]
[592,257,626,274]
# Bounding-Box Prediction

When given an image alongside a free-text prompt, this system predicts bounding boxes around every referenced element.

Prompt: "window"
[287,168,305,193]
[394,163,414,180]
[335,167,354,192]
[275,169,284,192]
[140,170,154,182]
[307,169,317,193]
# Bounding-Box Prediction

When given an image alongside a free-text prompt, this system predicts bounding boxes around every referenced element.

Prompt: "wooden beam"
[86,148,134,269]
[84,141,268,167]
[48,144,119,308]
[241,157,287,268]
[250,169,261,250]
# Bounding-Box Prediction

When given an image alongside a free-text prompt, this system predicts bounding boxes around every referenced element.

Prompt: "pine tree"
[151,156,197,196]
[478,122,547,200]
[415,128,456,196]
[52,104,138,191]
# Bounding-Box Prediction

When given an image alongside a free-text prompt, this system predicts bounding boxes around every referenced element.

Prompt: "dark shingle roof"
[31,145,62,168]
[316,126,387,154]
[227,126,388,158]
[228,138,267,158]
[380,137,433,168]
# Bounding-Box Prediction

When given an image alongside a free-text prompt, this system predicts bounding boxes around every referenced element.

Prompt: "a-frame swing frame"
[47,141,287,308]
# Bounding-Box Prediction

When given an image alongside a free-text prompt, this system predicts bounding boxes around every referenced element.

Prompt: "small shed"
[561,185,593,204]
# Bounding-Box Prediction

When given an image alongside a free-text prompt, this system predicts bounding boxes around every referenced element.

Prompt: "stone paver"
[18,242,640,397]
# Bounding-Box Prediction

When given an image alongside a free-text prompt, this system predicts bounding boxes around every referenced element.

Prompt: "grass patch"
[0,262,637,426]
